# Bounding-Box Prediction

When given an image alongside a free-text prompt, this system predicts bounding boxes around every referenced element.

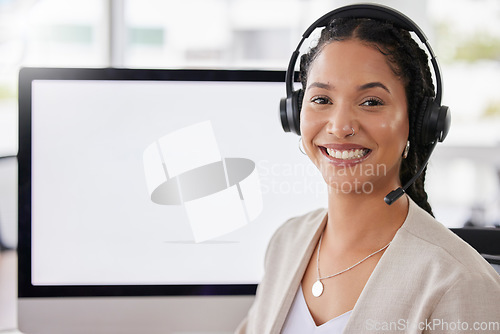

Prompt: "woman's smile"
[318,144,372,167]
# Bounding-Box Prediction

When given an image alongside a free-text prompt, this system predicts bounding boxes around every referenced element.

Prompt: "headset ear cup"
[296,89,304,114]
[279,96,290,132]
[291,89,304,135]
[417,97,451,146]
[437,105,451,142]
[279,89,303,135]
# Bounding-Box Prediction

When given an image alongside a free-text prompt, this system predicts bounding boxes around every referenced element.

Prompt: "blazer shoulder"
[401,199,499,280]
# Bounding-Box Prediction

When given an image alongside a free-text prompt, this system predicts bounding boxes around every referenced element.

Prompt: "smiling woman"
[236,4,500,334]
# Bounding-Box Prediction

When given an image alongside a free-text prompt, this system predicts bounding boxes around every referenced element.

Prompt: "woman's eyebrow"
[358,82,391,94]
[306,81,391,94]
[306,82,332,91]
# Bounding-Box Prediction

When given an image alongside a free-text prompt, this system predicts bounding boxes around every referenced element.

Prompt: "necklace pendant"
[312,280,324,297]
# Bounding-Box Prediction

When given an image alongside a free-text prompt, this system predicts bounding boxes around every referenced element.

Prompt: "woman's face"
[300,39,409,194]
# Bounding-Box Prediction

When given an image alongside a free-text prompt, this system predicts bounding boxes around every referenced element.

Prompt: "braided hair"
[299,17,435,216]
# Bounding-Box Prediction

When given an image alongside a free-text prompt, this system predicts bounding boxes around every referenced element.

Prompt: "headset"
[279,3,451,205]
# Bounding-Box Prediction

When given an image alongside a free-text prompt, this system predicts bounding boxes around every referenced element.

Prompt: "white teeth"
[326,148,369,160]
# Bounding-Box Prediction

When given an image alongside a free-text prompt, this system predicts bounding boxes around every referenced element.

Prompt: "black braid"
[299,17,435,216]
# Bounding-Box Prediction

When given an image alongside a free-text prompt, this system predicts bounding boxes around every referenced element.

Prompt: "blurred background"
[1,0,500,250]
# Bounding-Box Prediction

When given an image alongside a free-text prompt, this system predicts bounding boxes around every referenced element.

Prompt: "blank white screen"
[31,79,327,285]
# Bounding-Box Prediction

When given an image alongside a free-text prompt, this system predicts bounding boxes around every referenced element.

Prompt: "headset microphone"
[384,142,437,205]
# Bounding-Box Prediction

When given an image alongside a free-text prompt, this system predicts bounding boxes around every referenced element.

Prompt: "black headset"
[279,3,451,148]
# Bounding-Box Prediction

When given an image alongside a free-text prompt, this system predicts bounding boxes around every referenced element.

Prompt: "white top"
[281,285,352,334]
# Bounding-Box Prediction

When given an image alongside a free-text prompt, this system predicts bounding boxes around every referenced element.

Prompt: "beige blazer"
[236,197,500,333]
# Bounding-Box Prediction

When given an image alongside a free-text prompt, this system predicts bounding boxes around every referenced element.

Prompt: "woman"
[237,9,500,334]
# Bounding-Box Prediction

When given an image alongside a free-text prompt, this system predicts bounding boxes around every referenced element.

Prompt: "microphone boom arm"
[384,141,438,205]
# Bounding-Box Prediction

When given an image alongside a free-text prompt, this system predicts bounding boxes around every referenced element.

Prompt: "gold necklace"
[312,233,391,298]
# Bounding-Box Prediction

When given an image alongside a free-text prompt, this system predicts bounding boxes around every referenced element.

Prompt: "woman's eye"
[311,96,332,105]
[361,97,384,107]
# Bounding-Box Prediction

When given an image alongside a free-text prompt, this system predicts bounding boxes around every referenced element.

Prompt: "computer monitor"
[17,67,327,333]
[450,227,500,274]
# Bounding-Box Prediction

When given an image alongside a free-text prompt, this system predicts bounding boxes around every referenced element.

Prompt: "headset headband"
[285,3,443,105]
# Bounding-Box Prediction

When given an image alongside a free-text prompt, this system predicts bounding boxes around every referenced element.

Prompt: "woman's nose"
[324,105,357,138]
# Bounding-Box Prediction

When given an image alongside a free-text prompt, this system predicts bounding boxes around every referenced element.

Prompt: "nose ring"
[348,127,355,137]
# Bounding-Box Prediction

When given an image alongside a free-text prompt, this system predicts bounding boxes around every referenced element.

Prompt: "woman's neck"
[324,189,409,250]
